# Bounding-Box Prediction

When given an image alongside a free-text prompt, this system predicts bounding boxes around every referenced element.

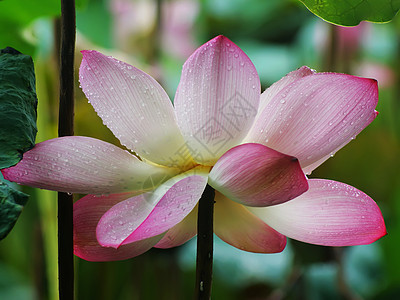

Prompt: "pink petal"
[258,66,315,114]
[245,72,378,174]
[74,193,163,262]
[174,35,260,165]
[2,136,178,194]
[80,50,193,168]
[214,192,286,253]
[154,205,198,249]
[96,167,209,248]
[208,143,308,207]
[249,179,386,247]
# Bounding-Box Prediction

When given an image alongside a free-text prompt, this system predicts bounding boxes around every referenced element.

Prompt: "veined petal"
[80,50,194,168]
[154,205,198,249]
[214,192,286,253]
[249,179,386,247]
[257,66,315,115]
[2,136,178,194]
[74,193,163,262]
[301,110,378,174]
[208,143,308,207]
[174,35,260,165]
[97,167,209,248]
[245,73,378,174]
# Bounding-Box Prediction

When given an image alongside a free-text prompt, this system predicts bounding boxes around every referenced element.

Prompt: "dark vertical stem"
[195,184,215,300]
[58,0,76,299]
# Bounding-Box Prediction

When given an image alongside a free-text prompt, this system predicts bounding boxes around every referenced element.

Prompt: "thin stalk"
[195,184,215,300]
[58,0,76,299]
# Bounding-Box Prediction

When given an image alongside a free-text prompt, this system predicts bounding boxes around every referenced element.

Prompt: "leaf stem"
[58,0,76,299]
[195,184,215,300]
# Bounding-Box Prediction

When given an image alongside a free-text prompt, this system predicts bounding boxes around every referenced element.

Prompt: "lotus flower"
[2,36,386,261]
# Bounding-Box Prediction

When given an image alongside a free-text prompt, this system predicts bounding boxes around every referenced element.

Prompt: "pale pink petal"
[258,66,315,114]
[174,35,260,165]
[74,193,163,262]
[208,143,308,207]
[2,136,178,194]
[245,73,378,174]
[80,50,193,168]
[154,205,198,249]
[96,167,209,248]
[214,192,286,253]
[249,179,386,246]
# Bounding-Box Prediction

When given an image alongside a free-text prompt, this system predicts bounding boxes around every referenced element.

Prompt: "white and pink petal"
[96,166,209,248]
[154,205,198,249]
[80,50,194,168]
[214,192,286,253]
[257,66,315,115]
[174,35,260,165]
[74,193,163,262]
[2,136,178,195]
[245,72,378,174]
[248,179,386,247]
[208,143,308,207]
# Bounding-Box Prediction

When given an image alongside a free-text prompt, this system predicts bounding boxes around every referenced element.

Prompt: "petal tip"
[212,35,229,42]
[81,49,97,56]
[277,237,287,253]
[1,166,19,183]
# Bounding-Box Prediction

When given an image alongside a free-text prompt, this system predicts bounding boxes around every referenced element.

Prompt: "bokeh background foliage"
[1,0,400,299]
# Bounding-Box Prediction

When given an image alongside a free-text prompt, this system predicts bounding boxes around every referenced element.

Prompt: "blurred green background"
[1,0,400,299]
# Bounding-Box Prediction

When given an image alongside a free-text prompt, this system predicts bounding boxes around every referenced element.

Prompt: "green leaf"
[0,175,29,240]
[0,47,38,169]
[0,47,37,240]
[299,0,400,26]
